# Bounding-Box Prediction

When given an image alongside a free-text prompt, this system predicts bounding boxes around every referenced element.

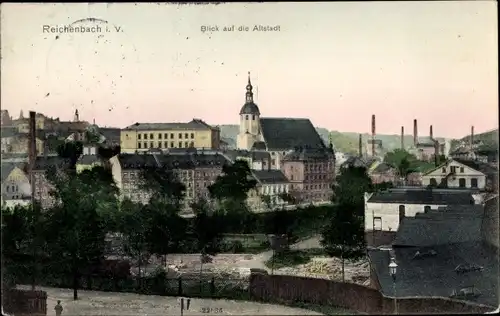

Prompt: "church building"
[236,72,330,170]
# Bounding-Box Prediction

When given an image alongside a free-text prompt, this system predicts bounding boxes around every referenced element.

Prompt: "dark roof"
[367,190,474,205]
[260,118,325,150]
[123,119,213,131]
[371,162,394,173]
[1,126,18,138]
[239,102,260,115]
[77,155,101,165]
[251,141,267,150]
[341,156,378,169]
[32,156,71,170]
[252,170,288,184]
[393,205,483,247]
[368,241,499,307]
[116,152,230,170]
[99,128,120,143]
[1,163,23,182]
[221,149,270,163]
[283,147,333,161]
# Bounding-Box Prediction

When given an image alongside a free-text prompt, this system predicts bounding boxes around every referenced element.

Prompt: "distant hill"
[450,128,498,152]
[218,124,448,154]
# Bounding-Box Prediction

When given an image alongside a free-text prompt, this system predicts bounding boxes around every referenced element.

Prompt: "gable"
[4,167,28,183]
[423,160,485,177]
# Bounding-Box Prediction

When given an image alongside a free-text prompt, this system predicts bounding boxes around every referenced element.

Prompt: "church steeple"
[245,71,254,103]
[19,110,24,119]
[74,109,79,122]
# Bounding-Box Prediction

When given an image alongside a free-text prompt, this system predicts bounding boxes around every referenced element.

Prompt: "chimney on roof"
[470,126,474,150]
[401,126,404,149]
[429,125,433,140]
[371,114,376,157]
[358,134,363,157]
[413,119,418,146]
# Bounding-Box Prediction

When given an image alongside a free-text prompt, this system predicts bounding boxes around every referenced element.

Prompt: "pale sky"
[1,2,498,138]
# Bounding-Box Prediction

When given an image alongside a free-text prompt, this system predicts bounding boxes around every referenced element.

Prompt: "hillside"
[450,129,498,151]
[218,124,441,154]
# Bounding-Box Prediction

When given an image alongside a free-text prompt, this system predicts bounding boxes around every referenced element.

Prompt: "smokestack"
[358,134,363,157]
[29,111,37,172]
[470,126,474,150]
[413,119,418,146]
[434,140,439,166]
[401,126,404,149]
[371,115,376,156]
[430,125,433,140]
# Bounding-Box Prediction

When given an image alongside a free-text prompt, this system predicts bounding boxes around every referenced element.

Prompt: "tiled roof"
[32,156,71,170]
[116,152,230,170]
[260,118,325,150]
[283,147,333,161]
[252,170,288,184]
[123,119,213,131]
[368,241,499,307]
[367,190,474,205]
[393,205,483,247]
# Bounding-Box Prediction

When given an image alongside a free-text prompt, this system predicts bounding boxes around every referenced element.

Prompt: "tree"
[383,149,423,180]
[208,160,257,202]
[321,165,372,282]
[57,141,83,169]
[139,166,186,208]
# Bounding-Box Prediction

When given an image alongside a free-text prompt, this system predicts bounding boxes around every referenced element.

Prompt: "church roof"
[239,102,260,115]
[260,118,326,150]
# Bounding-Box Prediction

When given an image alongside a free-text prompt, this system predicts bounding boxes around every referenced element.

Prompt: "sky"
[1,2,498,138]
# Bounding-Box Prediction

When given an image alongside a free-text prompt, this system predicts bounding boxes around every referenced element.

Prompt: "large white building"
[364,188,476,233]
[421,158,492,190]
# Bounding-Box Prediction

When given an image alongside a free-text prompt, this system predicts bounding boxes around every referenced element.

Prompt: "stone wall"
[249,272,495,314]
[2,288,47,316]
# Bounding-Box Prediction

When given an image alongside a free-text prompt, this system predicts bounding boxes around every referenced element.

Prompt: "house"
[364,188,475,233]
[1,162,31,207]
[368,161,397,184]
[250,169,290,211]
[76,146,103,173]
[368,205,498,308]
[421,159,489,190]
[1,127,18,153]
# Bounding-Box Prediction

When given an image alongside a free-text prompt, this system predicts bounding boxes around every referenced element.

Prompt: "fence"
[249,272,496,314]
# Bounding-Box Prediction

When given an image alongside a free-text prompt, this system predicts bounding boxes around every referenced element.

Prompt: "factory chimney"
[358,134,363,157]
[430,125,433,140]
[371,114,376,157]
[470,126,474,150]
[29,111,37,175]
[413,119,418,146]
[401,126,404,149]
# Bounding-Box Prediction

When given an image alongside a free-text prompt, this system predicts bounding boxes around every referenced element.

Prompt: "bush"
[229,240,244,253]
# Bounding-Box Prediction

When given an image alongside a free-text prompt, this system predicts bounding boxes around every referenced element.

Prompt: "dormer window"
[245,115,249,120]
[252,115,255,120]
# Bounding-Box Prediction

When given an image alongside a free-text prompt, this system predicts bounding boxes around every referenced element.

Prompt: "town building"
[109,152,230,209]
[368,204,498,307]
[1,162,31,207]
[235,72,331,170]
[368,161,397,184]
[249,169,290,211]
[1,127,18,153]
[421,158,495,190]
[32,156,69,209]
[120,119,221,153]
[364,188,475,234]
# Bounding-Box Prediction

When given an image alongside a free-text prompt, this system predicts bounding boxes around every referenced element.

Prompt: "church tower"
[237,72,261,150]
[74,109,79,122]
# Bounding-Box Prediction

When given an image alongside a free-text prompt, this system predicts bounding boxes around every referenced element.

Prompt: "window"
[164,141,168,148]
[144,134,148,140]
[471,178,478,188]
[271,159,276,165]
[190,141,194,148]
[373,217,382,231]
[442,167,446,173]
[424,206,431,213]
[398,205,406,223]
[179,142,182,148]
[6,186,9,192]
[171,142,174,147]
[245,115,249,120]
[138,134,142,140]
[158,142,162,148]
[190,133,194,139]
[451,166,457,173]
[252,115,255,120]
[185,133,188,138]
[158,133,162,139]
[164,133,168,139]
[460,167,464,173]
[179,133,183,139]
[430,178,437,186]
[138,143,142,149]
[149,142,153,148]
[149,133,153,139]
[440,177,447,187]
[459,178,466,188]
[185,141,189,147]
[170,133,174,138]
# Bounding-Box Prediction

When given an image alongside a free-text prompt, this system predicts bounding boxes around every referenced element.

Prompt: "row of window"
[137,132,195,140]
[5,185,19,192]
[429,177,479,188]
[244,115,257,120]
[137,141,195,149]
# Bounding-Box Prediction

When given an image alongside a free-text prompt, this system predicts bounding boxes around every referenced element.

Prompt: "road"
[20,285,328,315]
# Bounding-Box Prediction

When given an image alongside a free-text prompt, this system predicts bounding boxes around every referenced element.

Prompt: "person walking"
[54,300,63,316]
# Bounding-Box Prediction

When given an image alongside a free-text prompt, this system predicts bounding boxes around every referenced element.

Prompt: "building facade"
[120,119,221,153]
[32,156,69,209]
[421,159,487,190]
[1,163,31,203]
